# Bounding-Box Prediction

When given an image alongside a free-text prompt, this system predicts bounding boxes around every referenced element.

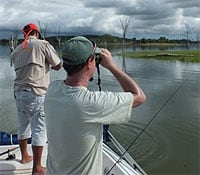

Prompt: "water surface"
[0,45,199,175]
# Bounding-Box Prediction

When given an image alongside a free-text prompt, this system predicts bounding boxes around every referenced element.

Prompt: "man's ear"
[87,56,94,68]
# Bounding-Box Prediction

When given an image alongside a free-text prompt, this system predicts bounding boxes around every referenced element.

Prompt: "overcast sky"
[0,0,199,40]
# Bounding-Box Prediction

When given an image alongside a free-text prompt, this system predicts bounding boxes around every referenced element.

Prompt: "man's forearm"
[109,65,146,108]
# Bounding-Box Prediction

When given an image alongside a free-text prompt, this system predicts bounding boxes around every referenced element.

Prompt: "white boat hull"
[0,143,143,175]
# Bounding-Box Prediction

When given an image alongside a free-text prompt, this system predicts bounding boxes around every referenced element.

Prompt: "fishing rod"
[9,35,15,53]
[105,78,188,175]
[9,34,16,66]
[37,20,45,40]
[0,146,19,157]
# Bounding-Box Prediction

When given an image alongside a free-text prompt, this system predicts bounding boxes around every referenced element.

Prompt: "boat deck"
[0,144,142,175]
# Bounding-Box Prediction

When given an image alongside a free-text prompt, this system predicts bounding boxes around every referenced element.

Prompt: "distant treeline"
[0,34,199,47]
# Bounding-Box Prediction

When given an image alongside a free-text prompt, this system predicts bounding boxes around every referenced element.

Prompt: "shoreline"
[118,50,200,62]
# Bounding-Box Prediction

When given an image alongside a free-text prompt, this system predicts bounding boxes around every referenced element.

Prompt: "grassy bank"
[121,50,200,62]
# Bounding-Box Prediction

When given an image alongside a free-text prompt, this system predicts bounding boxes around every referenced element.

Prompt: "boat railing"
[105,131,147,175]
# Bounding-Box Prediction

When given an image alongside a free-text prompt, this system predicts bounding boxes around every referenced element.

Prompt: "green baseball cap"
[61,36,101,65]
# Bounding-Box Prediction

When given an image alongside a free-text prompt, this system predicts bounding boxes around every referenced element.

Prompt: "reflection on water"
[0,45,199,175]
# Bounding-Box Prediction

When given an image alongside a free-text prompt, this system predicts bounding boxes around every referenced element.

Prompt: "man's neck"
[64,77,89,87]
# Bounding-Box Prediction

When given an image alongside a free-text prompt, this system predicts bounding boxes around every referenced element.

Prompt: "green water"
[0,45,199,175]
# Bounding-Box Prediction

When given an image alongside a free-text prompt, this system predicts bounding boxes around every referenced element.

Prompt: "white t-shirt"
[44,80,134,175]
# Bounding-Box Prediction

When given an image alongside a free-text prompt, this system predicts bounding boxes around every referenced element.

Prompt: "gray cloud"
[165,0,199,8]
[84,0,127,8]
[182,7,200,18]
[0,0,199,40]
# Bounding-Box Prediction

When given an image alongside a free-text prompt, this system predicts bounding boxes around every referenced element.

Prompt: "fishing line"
[106,78,188,175]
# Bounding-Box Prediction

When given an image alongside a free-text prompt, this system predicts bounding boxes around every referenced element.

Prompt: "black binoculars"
[95,54,101,66]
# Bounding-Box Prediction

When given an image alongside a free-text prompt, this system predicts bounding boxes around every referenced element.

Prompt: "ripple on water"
[111,121,170,166]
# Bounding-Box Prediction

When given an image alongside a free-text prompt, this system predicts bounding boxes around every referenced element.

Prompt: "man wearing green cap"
[44,36,146,175]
